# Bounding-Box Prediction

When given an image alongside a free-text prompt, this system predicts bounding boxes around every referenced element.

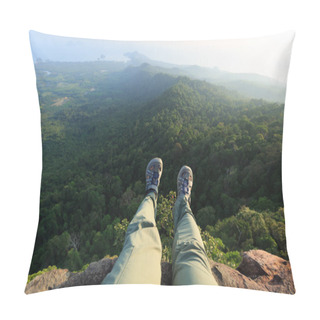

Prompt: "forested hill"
[29,61,288,275]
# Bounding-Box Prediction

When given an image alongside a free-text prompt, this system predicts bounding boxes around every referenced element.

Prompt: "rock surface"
[59,257,118,289]
[25,249,295,294]
[236,250,295,294]
[210,260,263,291]
[25,269,69,294]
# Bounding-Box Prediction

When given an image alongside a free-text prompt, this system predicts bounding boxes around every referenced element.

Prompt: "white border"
[1,1,319,319]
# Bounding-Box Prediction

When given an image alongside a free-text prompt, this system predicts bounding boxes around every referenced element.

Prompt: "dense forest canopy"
[29,60,288,275]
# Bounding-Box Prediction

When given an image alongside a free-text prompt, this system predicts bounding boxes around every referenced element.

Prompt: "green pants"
[101,192,217,285]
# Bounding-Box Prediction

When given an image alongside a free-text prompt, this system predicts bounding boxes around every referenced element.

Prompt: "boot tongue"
[182,179,190,194]
[152,172,159,185]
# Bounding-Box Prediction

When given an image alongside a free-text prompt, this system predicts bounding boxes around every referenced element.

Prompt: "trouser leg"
[172,195,218,285]
[101,192,162,284]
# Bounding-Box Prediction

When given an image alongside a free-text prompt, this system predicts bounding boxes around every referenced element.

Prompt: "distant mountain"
[124,51,179,69]
[122,53,286,103]
[30,31,287,103]
[96,63,181,104]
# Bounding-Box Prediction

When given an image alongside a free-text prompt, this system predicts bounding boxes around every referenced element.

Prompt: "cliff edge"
[25,249,295,294]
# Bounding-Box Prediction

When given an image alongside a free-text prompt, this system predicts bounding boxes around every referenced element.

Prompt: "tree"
[196,206,216,229]
[69,232,81,251]
[110,176,123,198]
[156,191,176,262]
[45,231,71,268]
[66,248,83,271]
[113,218,129,254]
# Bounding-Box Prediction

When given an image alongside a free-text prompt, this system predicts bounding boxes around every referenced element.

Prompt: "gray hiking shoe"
[146,157,163,197]
[177,165,193,203]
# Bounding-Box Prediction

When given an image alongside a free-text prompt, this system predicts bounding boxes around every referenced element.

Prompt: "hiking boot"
[177,165,193,204]
[146,157,163,197]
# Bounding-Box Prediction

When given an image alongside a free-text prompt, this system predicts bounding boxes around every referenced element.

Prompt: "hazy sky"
[30,30,295,83]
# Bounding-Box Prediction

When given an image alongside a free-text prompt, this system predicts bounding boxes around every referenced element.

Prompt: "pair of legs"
[101,158,217,285]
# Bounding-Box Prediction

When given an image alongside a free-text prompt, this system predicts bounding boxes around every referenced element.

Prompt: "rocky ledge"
[25,249,295,294]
